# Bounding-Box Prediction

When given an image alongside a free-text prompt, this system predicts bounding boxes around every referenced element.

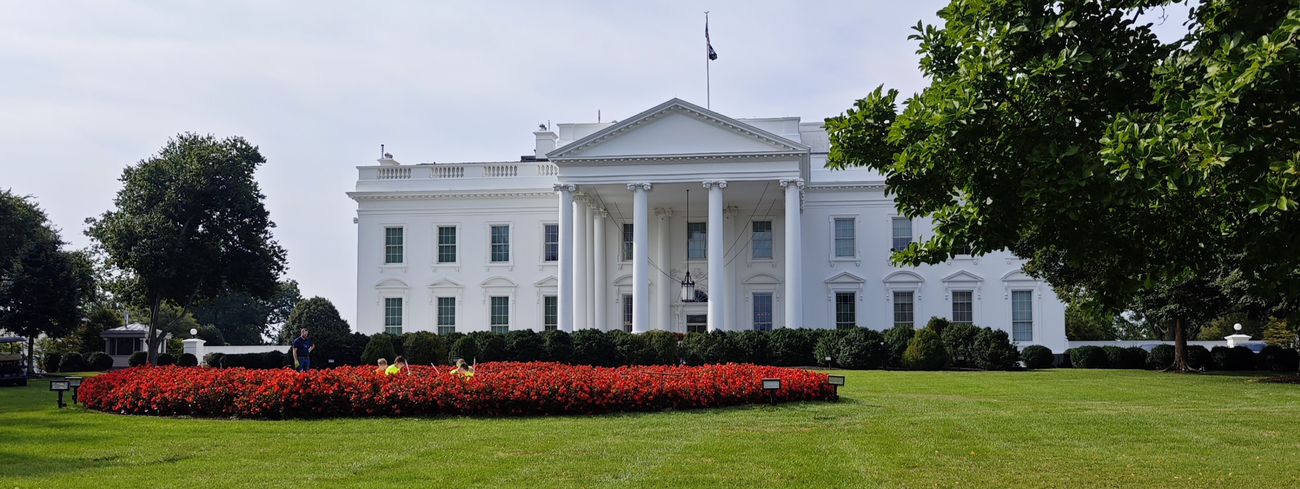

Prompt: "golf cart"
[0,337,29,387]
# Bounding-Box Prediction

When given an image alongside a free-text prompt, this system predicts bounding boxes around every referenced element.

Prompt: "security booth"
[101,323,167,368]
[0,337,28,387]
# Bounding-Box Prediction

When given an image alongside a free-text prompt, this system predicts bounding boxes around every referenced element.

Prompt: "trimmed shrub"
[902,328,948,370]
[176,353,199,367]
[447,336,479,365]
[1187,345,1212,370]
[642,330,680,365]
[813,329,851,367]
[42,353,64,373]
[836,327,886,370]
[1211,346,1256,371]
[609,330,655,366]
[1147,344,1174,369]
[204,353,225,368]
[972,328,1018,370]
[59,353,88,372]
[767,328,815,366]
[1125,346,1151,369]
[1101,346,1145,369]
[220,353,243,368]
[940,323,980,367]
[389,333,408,359]
[1070,346,1108,369]
[128,351,148,367]
[680,331,734,366]
[466,332,506,362]
[263,350,286,369]
[733,330,769,365]
[570,329,614,366]
[405,332,447,366]
[883,324,916,368]
[539,330,572,364]
[1256,345,1300,372]
[924,317,951,337]
[361,335,398,366]
[502,330,542,363]
[88,352,114,371]
[1020,345,1053,369]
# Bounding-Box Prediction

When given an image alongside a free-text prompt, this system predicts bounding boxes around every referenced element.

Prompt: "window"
[622,224,634,261]
[893,291,914,329]
[384,297,403,335]
[753,293,773,331]
[688,222,707,260]
[1012,290,1033,341]
[384,227,404,264]
[687,314,707,334]
[952,291,973,324]
[543,296,558,331]
[437,226,457,263]
[958,244,973,256]
[892,217,912,251]
[543,224,559,262]
[834,219,855,257]
[622,295,633,332]
[490,225,510,262]
[109,338,138,356]
[437,297,456,335]
[490,296,510,333]
[752,221,772,259]
[835,292,856,329]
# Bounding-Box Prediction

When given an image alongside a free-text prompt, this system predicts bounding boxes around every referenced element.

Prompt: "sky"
[0,0,1194,327]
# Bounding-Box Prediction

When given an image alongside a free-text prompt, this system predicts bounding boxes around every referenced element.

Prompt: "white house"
[349,98,1067,352]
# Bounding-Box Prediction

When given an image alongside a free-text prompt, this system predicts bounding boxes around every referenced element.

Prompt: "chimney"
[378,153,400,166]
[534,130,558,159]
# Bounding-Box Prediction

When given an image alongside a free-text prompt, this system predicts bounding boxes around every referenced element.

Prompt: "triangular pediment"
[825,272,867,284]
[547,98,808,160]
[533,276,558,288]
[427,277,465,289]
[942,270,984,283]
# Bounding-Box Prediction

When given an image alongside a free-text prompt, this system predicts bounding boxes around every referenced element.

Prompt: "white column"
[724,206,738,331]
[586,202,596,330]
[554,184,575,332]
[573,196,589,330]
[629,183,651,333]
[593,209,607,332]
[780,178,804,329]
[704,180,727,331]
[654,207,673,331]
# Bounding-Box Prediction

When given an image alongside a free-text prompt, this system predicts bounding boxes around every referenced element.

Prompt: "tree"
[279,296,351,344]
[0,191,96,374]
[191,279,302,345]
[86,133,287,365]
[825,0,1300,371]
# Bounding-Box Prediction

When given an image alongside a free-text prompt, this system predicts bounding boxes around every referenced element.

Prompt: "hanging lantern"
[680,270,696,302]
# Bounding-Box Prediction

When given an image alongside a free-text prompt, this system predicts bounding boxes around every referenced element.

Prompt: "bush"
[768,328,815,366]
[1070,346,1108,369]
[1125,346,1151,369]
[263,350,286,369]
[59,353,88,372]
[128,351,148,367]
[883,324,916,368]
[733,330,769,365]
[1187,345,1212,370]
[1101,346,1145,369]
[1020,345,1053,369]
[924,317,951,337]
[940,323,980,367]
[609,330,655,366]
[680,332,723,366]
[447,336,479,365]
[813,329,850,367]
[219,353,242,368]
[360,335,398,366]
[155,353,176,367]
[176,353,199,367]
[1211,346,1256,371]
[570,329,614,366]
[499,330,540,363]
[466,332,506,362]
[972,328,1018,370]
[1147,344,1174,369]
[405,332,447,366]
[836,328,886,370]
[642,330,680,365]
[204,353,225,368]
[902,328,947,370]
[539,330,571,364]
[88,352,114,371]
[42,353,64,373]
[1256,345,1300,372]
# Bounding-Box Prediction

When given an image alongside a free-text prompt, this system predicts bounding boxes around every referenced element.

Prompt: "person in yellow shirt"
[450,358,475,378]
[385,356,408,375]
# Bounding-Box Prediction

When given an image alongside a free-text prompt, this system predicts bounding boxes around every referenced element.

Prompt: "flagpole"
[705,11,711,110]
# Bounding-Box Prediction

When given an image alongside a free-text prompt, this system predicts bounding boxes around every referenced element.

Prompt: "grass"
[2,369,1299,488]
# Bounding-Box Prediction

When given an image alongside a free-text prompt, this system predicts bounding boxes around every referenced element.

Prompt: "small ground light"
[66,377,84,404]
[50,380,70,408]
[827,375,846,401]
[762,378,781,405]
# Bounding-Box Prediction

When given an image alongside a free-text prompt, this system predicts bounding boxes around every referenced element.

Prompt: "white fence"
[1067,340,1266,350]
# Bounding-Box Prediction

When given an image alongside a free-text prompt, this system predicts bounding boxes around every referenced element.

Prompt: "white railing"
[377,167,411,179]
[432,166,464,178]
[537,164,559,176]
[483,165,518,177]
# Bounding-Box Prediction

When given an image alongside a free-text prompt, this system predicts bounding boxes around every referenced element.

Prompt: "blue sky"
[0,0,1194,326]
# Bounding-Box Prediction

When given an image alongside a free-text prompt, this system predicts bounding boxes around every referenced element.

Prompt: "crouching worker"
[385,356,408,375]
[374,358,388,374]
[450,358,475,378]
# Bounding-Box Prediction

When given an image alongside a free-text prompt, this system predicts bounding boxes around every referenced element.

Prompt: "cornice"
[348,190,555,202]
[556,151,805,167]
[806,183,887,191]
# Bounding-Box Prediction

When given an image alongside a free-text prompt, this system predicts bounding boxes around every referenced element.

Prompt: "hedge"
[176,353,199,367]
[902,328,948,370]
[42,353,64,373]
[1020,345,1053,369]
[1210,346,1256,371]
[972,328,1018,370]
[1257,345,1300,372]
[836,328,886,370]
[87,352,114,371]
[59,353,88,372]
[882,325,916,368]
[941,323,980,367]
[127,351,148,367]
[1069,346,1108,369]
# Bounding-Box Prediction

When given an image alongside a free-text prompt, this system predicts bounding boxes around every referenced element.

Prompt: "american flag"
[706,19,718,60]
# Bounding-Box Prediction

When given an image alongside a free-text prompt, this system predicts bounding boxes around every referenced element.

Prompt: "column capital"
[626,183,653,192]
[653,207,673,218]
[778,178,805,190]
[702,180,728,189]
[553,183,577,193]
[595,208,609,218]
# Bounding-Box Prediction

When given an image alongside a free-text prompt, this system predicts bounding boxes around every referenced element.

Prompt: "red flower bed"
[78,362,834,419]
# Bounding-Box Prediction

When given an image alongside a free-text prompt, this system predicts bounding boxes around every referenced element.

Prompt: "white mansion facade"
[350,99,1067,352]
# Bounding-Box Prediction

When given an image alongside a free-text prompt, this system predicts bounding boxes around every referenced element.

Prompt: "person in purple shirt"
[292,329,315,372]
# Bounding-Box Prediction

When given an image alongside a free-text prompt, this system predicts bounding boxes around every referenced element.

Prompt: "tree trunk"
[147,296,161,366]
[1168,316,1192,372]
[26,336,35,376]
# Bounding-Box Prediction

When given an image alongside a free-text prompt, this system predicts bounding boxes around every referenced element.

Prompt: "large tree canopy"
[826,0,1299,369]
[190,279,302,345]
[86,133,287,364]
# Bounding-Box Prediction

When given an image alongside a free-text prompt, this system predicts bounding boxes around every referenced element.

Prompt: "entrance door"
[686,314,707,334]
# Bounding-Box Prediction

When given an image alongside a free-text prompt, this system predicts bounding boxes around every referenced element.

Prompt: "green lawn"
[2,369,1298,488]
